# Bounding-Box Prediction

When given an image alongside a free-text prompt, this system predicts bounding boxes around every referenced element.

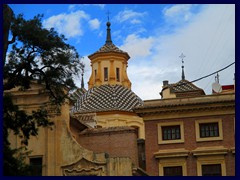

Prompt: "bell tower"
[87,20,132,89]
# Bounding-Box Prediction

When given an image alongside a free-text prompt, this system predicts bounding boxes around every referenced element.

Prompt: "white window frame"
[195,119,223,142]
[159,157,187,176]
[158,121,184,144]
[196,155,226,176]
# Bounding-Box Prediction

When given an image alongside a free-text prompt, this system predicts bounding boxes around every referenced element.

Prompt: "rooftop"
[72,84,143,113]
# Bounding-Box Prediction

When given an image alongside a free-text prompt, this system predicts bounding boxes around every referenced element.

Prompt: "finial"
[107,10,110,22]
[81,72,84,89]
[80,57,85,89]
[105,10,112,45]
[179,53,186,80]
[215,73,219,83]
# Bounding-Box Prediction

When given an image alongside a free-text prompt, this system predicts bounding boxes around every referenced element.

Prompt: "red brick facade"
[144,115,235,175]
[77,126,139,167]
[135,93,235,176]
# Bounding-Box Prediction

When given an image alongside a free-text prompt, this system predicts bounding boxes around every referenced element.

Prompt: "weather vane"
[179,53,186,80]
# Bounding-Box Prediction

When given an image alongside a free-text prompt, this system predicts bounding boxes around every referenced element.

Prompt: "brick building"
[78,126,139,166]
[135,78,235,176]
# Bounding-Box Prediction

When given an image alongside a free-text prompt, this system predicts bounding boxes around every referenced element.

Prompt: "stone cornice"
[154,146,235,159]
[154,148,189,158]
[134,93,235,117]
[79,126,136,136]
[191,146,229,156]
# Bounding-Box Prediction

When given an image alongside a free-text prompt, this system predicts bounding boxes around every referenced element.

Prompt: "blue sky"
[8,4,235,100]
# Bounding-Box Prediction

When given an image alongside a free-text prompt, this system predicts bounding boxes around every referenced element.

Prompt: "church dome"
[72,84,143,113]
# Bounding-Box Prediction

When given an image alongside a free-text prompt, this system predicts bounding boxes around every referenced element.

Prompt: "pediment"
[62,157,106,176]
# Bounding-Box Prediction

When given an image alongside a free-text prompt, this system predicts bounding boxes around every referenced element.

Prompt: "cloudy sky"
[9,4,235,100]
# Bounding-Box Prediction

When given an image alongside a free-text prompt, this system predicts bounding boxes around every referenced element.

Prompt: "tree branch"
[8,35,16,45]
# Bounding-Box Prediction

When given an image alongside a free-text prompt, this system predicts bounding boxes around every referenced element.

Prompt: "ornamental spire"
[81,72,84,89]
[105,10,112,45]
[179,53,186,80]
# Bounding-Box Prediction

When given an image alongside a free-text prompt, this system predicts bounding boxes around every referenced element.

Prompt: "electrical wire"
[172,61,235,88]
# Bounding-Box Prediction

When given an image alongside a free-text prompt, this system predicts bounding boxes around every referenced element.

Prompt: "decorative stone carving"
[62,157,106,176]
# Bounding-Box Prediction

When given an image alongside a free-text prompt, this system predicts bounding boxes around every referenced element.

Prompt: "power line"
[191,62,235,83]
[172,61,235,88]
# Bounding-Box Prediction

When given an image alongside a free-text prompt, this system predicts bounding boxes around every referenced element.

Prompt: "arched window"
[104,67,108,81]
[116,68,120,82]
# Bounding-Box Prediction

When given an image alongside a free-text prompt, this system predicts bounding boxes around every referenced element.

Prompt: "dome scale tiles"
[72,84,143,113]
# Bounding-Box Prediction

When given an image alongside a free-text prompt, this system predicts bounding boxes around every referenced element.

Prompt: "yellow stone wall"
[88,52,131,89]
[96,111,145,139]
[161,88,176,99]
[5,82,107,176]
[86,49,144,139]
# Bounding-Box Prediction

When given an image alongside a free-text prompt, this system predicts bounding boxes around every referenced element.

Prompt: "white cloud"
[163,4,192,17]
[93,4,105,9]
[98,31,103,37]
[120,4,235,100]
[88,18,101,30]
[82,4,105,9]
[119,34,154,58]
[43,10,89,38]
[68,5,76,11]
[73,55,92,89]
[115,9,147,23]
[163,4,194,23]
[130,19,141,24]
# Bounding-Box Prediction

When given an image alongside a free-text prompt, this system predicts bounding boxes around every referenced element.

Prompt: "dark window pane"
[164,166,183,176]
[30,157,42,176]
[162,125,181,140]
[214,126,219,136]
[94,70,97,82]
[202,164,222,176]
[199,123,219,138]
[104,67,108,81]
[116,68,120,82]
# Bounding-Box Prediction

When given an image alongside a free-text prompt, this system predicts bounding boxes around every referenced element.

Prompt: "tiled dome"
[72,84,143,113]
[88,43,129,57]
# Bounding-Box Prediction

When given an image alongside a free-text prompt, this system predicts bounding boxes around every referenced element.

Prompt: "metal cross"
[179,53,186,64]
[179,53,186,80]
[106,10,111,21]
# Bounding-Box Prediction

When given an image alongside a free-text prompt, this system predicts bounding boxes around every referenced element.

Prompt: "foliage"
[3,95,53,146]
[4,13,84,105]
[3,94,53,176]
[3,5,84,175]
[3,4,14,65]
[3,145,32,176]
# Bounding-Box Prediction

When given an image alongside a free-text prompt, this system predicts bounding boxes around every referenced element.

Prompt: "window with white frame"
[158,121,184,144]
[202,164,222,176]
[158,157,187,176]
[195,119,223,142]
[196,155,226,176]
[163,166,183,176]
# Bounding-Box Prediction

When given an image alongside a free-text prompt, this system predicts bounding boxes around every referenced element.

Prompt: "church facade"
[5,19,235,176]
[6,20,146,176]
[71,21,145,139]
